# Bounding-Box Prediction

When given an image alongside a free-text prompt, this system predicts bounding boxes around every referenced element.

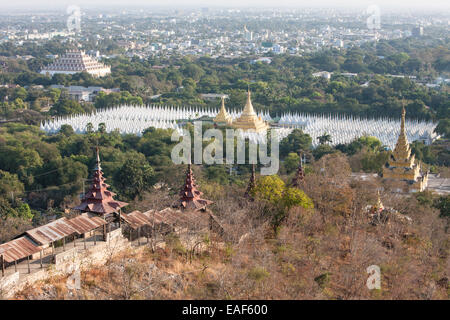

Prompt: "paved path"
[427,174,450,195]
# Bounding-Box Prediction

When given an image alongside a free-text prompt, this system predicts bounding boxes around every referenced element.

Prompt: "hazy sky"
[1,0,450,10]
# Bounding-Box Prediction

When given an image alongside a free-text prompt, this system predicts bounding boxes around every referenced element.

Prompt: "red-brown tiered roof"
[73,147,128,216]
[291,153,305,188]
[179,164,212,210]
[244,164,257,198]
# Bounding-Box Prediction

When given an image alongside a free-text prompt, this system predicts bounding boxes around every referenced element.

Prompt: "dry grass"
[13,155,450,300]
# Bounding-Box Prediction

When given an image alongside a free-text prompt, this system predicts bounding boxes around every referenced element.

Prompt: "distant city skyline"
[1,0,450,10]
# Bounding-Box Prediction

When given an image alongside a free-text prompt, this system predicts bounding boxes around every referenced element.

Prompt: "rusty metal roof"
[25,217,77,245]
[0,236,41,263]
[66,214,107,234]
[120,210,156,230]
[121,208,209,230]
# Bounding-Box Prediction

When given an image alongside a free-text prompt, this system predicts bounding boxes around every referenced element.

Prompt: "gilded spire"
[213,96,233,125]
[392,104,411,161]
[232,82,269,132]
[382,104,428,192]
[242,89,256,116]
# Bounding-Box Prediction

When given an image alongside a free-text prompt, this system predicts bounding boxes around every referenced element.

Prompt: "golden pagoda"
[382,106,428,192]
[232,89,269,132]
[213,96,233,126]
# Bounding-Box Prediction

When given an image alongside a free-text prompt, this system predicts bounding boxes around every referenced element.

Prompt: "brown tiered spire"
[73,147,128,216]
[291,153,305,188]
[179,164,212,210]
[244,164,257,198]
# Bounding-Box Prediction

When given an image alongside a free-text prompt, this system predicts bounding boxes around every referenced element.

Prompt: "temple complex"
[74,147,128,218]
[382,107,428,192]
[213,96,233,126]
[40,50,111,77]
[231,90,269,132]
[179,164,213,210]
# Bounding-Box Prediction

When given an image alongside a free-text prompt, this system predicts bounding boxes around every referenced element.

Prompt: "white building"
[40,50,111,78]
[312,71,332,80]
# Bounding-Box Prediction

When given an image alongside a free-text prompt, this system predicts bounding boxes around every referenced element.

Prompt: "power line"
[21,179,90,194]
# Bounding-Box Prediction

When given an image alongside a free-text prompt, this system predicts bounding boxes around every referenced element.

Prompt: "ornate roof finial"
[291,152,305,188]
[94,145,102,171]
[245,164,257,198]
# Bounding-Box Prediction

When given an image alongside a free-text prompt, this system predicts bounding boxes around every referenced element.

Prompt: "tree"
[434,119,450,138]
[59,124,75,136]
[51,98,85,115]
[0,170,24,197]
[434,195,449,218]
[312,144,335,160]
[86,122,94,134]
[0,198,16,220]
[114,158,156,200]
[98,122,106,134]
[15,203,33,220]
[252,175,313,235]
[284,152,300,174]
[280,129,312,157]
[317,133,332,145]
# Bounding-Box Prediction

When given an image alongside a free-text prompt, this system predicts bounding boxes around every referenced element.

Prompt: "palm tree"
[318,133,332,145]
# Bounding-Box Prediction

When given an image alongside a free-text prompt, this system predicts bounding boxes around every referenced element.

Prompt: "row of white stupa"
[40,105,439,149]
[277,112,438,148]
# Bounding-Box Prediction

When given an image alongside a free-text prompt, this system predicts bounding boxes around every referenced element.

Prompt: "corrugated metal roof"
[25,217,77,245]
[66,214,107,234]
[121,208,209,230]
[0,237,41,263]
[120,210,155,230]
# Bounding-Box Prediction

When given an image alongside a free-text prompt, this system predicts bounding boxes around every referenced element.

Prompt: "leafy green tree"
[114,158,156,200]
[280,129,312,157]
[15,203,33,220]
[86,122,94,134]
[434,119,450,138]
[284,152,300,174]
[434,195,449,218]
[312,144,335,160]
[205,165,230,185]
[98,122,106,134]
[59,124,75,136]
[0,198,16,220]
[51,98,84,115]
[0,145,43,172]
[317,133,332,145]
[0,170,24,197]
[253,175,313,235]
